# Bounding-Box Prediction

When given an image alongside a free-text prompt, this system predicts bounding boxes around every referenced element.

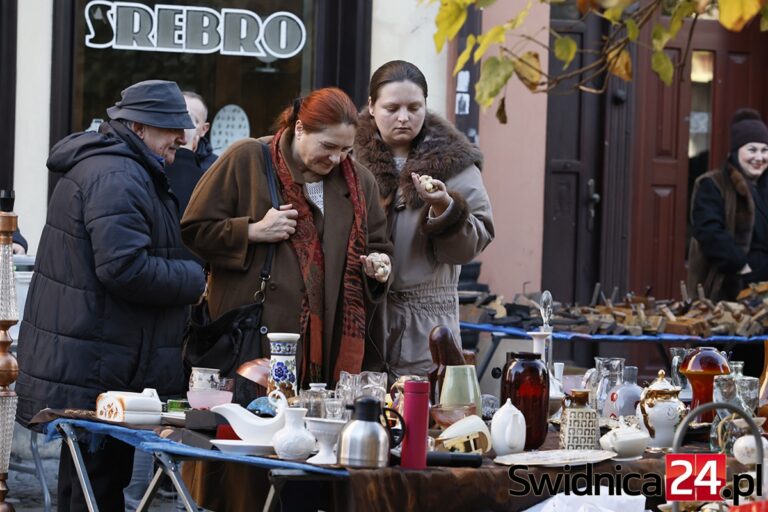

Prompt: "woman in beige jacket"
[354,60,495,379]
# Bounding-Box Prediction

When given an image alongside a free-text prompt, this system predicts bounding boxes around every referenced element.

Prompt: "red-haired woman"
[182,87,392,404]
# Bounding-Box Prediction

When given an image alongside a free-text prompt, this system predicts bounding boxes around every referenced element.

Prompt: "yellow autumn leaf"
[719,0,763,31]
[505,1,532,30]
[454,34,477,75]
[760,3,768,30]
[475,56,515,108]
[604,5,625,23]
[512,51,542,92]
[473,25,506,63]
[651,23,671,52]
[651,51,674,86]
[434,1,470,53]
[553,36,578,70]
[625,19,639,41]
[607,48,632,81]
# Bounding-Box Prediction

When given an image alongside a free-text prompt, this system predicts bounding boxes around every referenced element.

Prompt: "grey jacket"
[354,112,495,377]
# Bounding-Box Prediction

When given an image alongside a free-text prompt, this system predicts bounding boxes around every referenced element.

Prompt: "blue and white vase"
[267,333,300,399]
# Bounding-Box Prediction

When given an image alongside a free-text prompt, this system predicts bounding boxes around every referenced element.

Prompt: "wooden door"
[630,20,768,300]
[542,14,603,306]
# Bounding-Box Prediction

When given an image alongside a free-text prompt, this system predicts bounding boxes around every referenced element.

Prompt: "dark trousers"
[57,435,135,511]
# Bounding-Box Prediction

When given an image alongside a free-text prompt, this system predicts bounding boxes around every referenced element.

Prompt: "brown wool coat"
[181,132,392,401]
[687,163,755,301]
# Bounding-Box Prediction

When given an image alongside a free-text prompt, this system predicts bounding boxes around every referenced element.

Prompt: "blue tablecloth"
[44,418,348,477]
[460,321,768,343]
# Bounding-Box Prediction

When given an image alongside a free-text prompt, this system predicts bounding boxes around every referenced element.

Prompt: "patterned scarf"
[270,129,368,383]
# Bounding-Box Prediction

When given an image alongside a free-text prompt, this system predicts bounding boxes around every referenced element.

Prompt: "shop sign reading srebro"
[84,1,306,59]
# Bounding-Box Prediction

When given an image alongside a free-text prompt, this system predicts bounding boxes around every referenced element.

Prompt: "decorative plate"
[494,449,617,467]
[210,439,275,456]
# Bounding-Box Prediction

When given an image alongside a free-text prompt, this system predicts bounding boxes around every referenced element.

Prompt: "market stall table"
[181,428,751,512]
[43,417,749,511]
[41,418,347,512]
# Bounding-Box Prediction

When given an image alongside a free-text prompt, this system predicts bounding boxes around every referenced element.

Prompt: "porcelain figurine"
[636,370,687,452]
[211,390,288,445]
[490,398,526,456]
[272,407,316,461]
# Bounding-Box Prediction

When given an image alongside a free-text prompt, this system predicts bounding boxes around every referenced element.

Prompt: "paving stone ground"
[7,445,185,511]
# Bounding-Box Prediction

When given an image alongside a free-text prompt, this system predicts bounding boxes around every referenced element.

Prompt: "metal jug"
[337,396,404,468]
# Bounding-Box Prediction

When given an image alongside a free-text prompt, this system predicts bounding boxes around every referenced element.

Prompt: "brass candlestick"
[0,193,20,512]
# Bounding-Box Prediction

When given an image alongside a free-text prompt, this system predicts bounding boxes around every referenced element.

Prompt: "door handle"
[587,179,600,232]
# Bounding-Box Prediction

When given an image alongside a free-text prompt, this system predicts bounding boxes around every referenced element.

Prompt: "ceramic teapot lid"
[647,370,677,391]
[641,370,681,400]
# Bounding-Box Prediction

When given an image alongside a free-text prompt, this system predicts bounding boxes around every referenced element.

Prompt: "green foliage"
[762,3,768,30]
[554,35,578,69]
[475,56,515,107]
[625,19,639,41]
[651,51,674,85]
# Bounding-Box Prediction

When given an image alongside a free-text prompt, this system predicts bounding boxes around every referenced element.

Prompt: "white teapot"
[635,370,686,452]
[490,399,526,456]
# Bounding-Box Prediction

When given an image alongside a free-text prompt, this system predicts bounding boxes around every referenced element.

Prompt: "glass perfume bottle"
[603,366,643,419]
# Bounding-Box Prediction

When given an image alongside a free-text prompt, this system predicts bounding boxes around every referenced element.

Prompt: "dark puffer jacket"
[15,120,206,426]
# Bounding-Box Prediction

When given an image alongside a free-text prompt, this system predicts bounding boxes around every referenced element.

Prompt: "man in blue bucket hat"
[15,80,206,511]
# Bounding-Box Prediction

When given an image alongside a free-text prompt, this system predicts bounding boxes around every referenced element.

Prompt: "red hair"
[276,87,358,133]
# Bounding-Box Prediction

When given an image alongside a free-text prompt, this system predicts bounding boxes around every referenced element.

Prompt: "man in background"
[182,91,217,171]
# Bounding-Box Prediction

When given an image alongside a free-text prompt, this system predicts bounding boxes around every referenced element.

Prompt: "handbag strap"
[253,142,280,303]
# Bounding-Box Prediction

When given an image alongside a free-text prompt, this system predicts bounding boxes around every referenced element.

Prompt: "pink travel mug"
[400,380,430,469]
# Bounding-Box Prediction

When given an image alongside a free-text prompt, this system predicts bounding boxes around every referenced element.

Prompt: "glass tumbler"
[324,391,345,420]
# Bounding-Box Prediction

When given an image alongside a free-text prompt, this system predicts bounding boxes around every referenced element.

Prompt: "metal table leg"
[57,422,99,512]
[30,432,51,512]
[151,452,198,512]
[134,467,164,512]
[9,430,51,512]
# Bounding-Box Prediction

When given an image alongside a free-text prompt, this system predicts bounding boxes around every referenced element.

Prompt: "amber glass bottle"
[502,352,549,450]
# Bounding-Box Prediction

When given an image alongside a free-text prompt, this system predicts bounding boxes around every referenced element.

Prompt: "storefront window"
[72,0,314,151]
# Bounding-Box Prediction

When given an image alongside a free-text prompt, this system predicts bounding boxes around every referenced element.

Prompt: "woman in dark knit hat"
[688,108,768,302]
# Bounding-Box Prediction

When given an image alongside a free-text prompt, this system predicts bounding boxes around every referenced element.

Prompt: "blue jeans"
[123,449,155,511]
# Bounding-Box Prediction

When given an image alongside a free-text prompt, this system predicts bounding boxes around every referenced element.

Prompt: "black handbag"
[182,143,280,377]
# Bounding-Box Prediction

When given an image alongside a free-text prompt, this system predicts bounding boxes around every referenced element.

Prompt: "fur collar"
[725,162,753,198]
[353,111,483,208]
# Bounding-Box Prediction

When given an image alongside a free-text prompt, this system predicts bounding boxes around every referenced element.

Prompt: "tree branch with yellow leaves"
[428,0,767,122]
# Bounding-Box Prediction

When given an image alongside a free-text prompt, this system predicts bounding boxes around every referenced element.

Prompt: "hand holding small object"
[411,173,452,216]
[361,252,391,283]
